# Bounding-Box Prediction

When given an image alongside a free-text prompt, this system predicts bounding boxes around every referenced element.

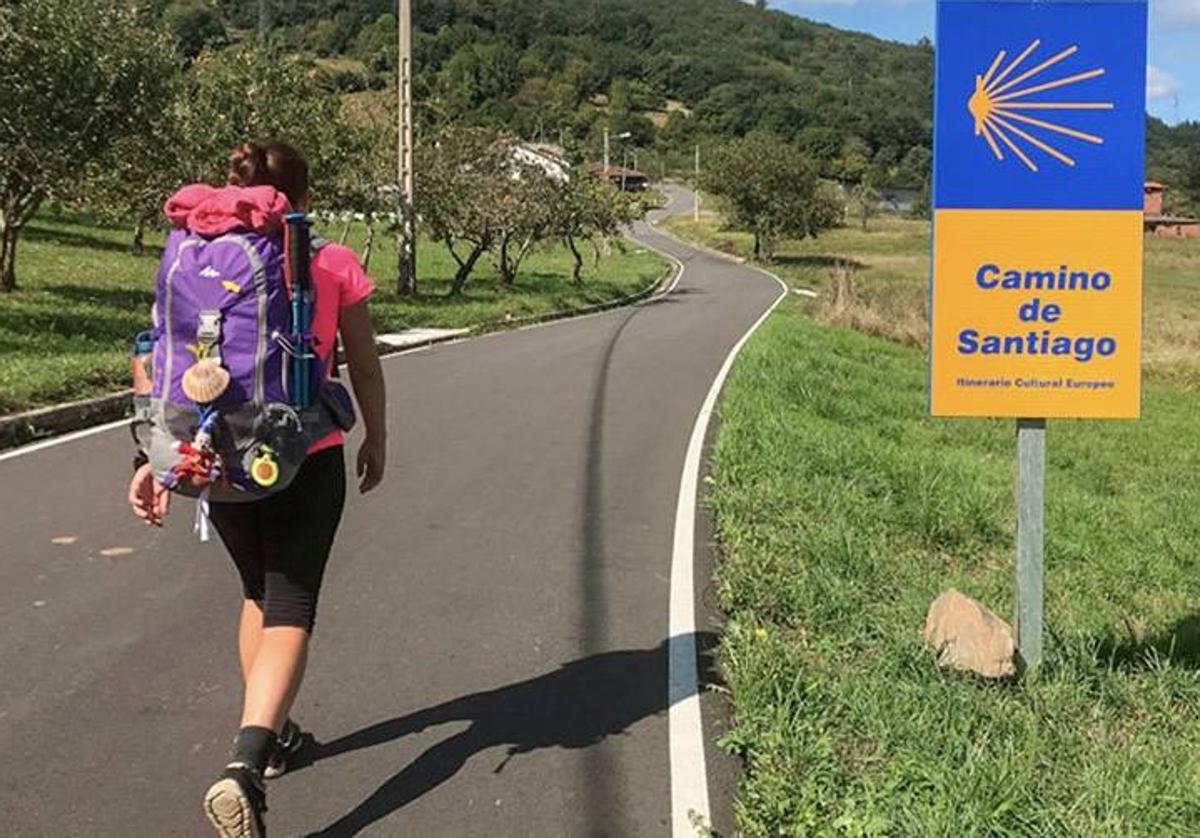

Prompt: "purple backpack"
[133,225,353,504]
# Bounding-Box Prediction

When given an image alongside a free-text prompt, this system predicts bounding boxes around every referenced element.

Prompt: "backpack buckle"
[194,311,222,362]
[197,311,221,346]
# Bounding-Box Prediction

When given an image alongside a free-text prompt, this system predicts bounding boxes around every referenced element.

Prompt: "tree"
[835,135,872,184]
[809,180,847,236]
[703,135,837,260]
[416,127,512,296]
[911,178,931,220]
[174,47,354,194]
[493,159,560,285]
[82,104,188,254]
[0,0,177,291]
[1183,145,1200,210]
[323,100,395,274]
[164,0,227,60]
[550,172,639,284]
[849,177,880,232]
[82,45,360,253]
[897,145,932,189]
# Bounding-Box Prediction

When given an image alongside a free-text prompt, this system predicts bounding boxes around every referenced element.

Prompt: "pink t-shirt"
[307,242,375,454]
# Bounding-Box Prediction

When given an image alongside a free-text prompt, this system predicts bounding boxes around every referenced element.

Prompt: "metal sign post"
[930,0,1148,673]
[1015,417,1045,670]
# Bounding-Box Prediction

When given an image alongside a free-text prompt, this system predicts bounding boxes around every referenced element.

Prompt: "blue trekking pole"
[284,212,314,409]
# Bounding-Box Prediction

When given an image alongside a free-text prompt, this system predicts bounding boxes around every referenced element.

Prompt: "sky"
[761,0,1200,124]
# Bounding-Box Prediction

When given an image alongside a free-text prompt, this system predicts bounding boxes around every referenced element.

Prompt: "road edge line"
[657,234,788,838]
[0,417,135,464]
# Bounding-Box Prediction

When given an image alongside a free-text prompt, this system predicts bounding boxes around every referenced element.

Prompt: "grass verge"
[670,213,1200,834]
[664,212,1200,389]
[0,214,665,414]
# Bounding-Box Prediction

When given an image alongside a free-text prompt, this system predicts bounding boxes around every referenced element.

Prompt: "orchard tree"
[493,159,560,285]
[552,173,640,285]
[0,0,177,291]
[416,127,511,296]
[849,177,881,232]
[318,90,393,270]
[809,180,848,235]
[704,135,838,260]
[82,82,188,253]
[84,45,360,253]
[174,46,354,194]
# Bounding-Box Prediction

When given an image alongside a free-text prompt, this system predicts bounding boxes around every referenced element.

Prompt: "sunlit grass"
[669,211,1200,834]
[0,214,665,414]
[665,212,1200,387]
[711,307,1200,836]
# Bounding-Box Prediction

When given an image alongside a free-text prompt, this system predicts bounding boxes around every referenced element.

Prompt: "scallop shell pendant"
[181,359,231,404]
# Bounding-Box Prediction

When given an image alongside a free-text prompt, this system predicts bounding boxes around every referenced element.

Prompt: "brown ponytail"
[227,141,310,210]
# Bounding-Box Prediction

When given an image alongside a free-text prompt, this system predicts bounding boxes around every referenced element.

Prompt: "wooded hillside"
[139,0,1200,207]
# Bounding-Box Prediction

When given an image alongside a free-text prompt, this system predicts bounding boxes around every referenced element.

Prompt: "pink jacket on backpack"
[164,184,292,237]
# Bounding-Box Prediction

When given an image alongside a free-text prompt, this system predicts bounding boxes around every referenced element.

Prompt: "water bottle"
[131,330,155,396]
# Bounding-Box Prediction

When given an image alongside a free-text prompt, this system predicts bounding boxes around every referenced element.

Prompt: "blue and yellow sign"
[931,0,1148,418]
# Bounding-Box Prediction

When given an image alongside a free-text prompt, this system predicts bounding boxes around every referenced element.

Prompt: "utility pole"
[694,144,701,222]
[603,127,610,174]
[396,0,417,295]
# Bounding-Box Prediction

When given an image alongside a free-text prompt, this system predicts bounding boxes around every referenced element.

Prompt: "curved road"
[0,187,782,836]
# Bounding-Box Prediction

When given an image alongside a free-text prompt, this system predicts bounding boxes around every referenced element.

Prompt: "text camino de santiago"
[956,263,1118,392]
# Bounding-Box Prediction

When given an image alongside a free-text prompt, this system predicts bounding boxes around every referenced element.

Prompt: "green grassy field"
[666,212,1200,389]
[666,212,1200,834]
[0,215,665,415]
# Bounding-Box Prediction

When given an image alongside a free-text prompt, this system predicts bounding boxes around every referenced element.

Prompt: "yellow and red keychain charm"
[251,446,280,488]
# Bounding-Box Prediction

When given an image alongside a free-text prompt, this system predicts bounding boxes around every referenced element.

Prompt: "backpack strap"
[308,233,343,380]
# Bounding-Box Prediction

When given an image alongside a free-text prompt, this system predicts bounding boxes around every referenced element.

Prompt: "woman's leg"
[239,447,346,734]
[240,627,308,731]
[209,505,269,697]
[205,504,274,835]
[238,599,265,686]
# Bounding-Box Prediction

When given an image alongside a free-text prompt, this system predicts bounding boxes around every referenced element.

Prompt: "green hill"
[202,0,932,185]
[191,0,1195,202]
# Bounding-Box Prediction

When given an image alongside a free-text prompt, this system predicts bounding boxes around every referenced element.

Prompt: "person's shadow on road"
[298,632,719,837]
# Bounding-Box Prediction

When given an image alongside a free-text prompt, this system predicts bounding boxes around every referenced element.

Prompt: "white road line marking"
[0,418,130,464]
[651,230,788,837]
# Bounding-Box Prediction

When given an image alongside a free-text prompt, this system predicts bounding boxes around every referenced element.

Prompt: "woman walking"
[127,141,388,837]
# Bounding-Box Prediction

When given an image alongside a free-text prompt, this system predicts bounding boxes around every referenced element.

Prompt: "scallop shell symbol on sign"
[968,39,1114,173]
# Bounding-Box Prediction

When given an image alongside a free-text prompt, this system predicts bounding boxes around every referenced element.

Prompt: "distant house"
[587,163,651,192]
[878,187,918,214]
[1144,181,1199,239]
[512,143,570,183]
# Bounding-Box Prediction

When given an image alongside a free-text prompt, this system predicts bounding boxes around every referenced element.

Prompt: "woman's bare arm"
[339,300,387,493]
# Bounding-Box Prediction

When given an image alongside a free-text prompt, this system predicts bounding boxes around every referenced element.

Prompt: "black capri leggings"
[209,446,347,631]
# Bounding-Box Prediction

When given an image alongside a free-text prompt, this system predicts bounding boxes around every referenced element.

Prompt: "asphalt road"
[0,186,783,837]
